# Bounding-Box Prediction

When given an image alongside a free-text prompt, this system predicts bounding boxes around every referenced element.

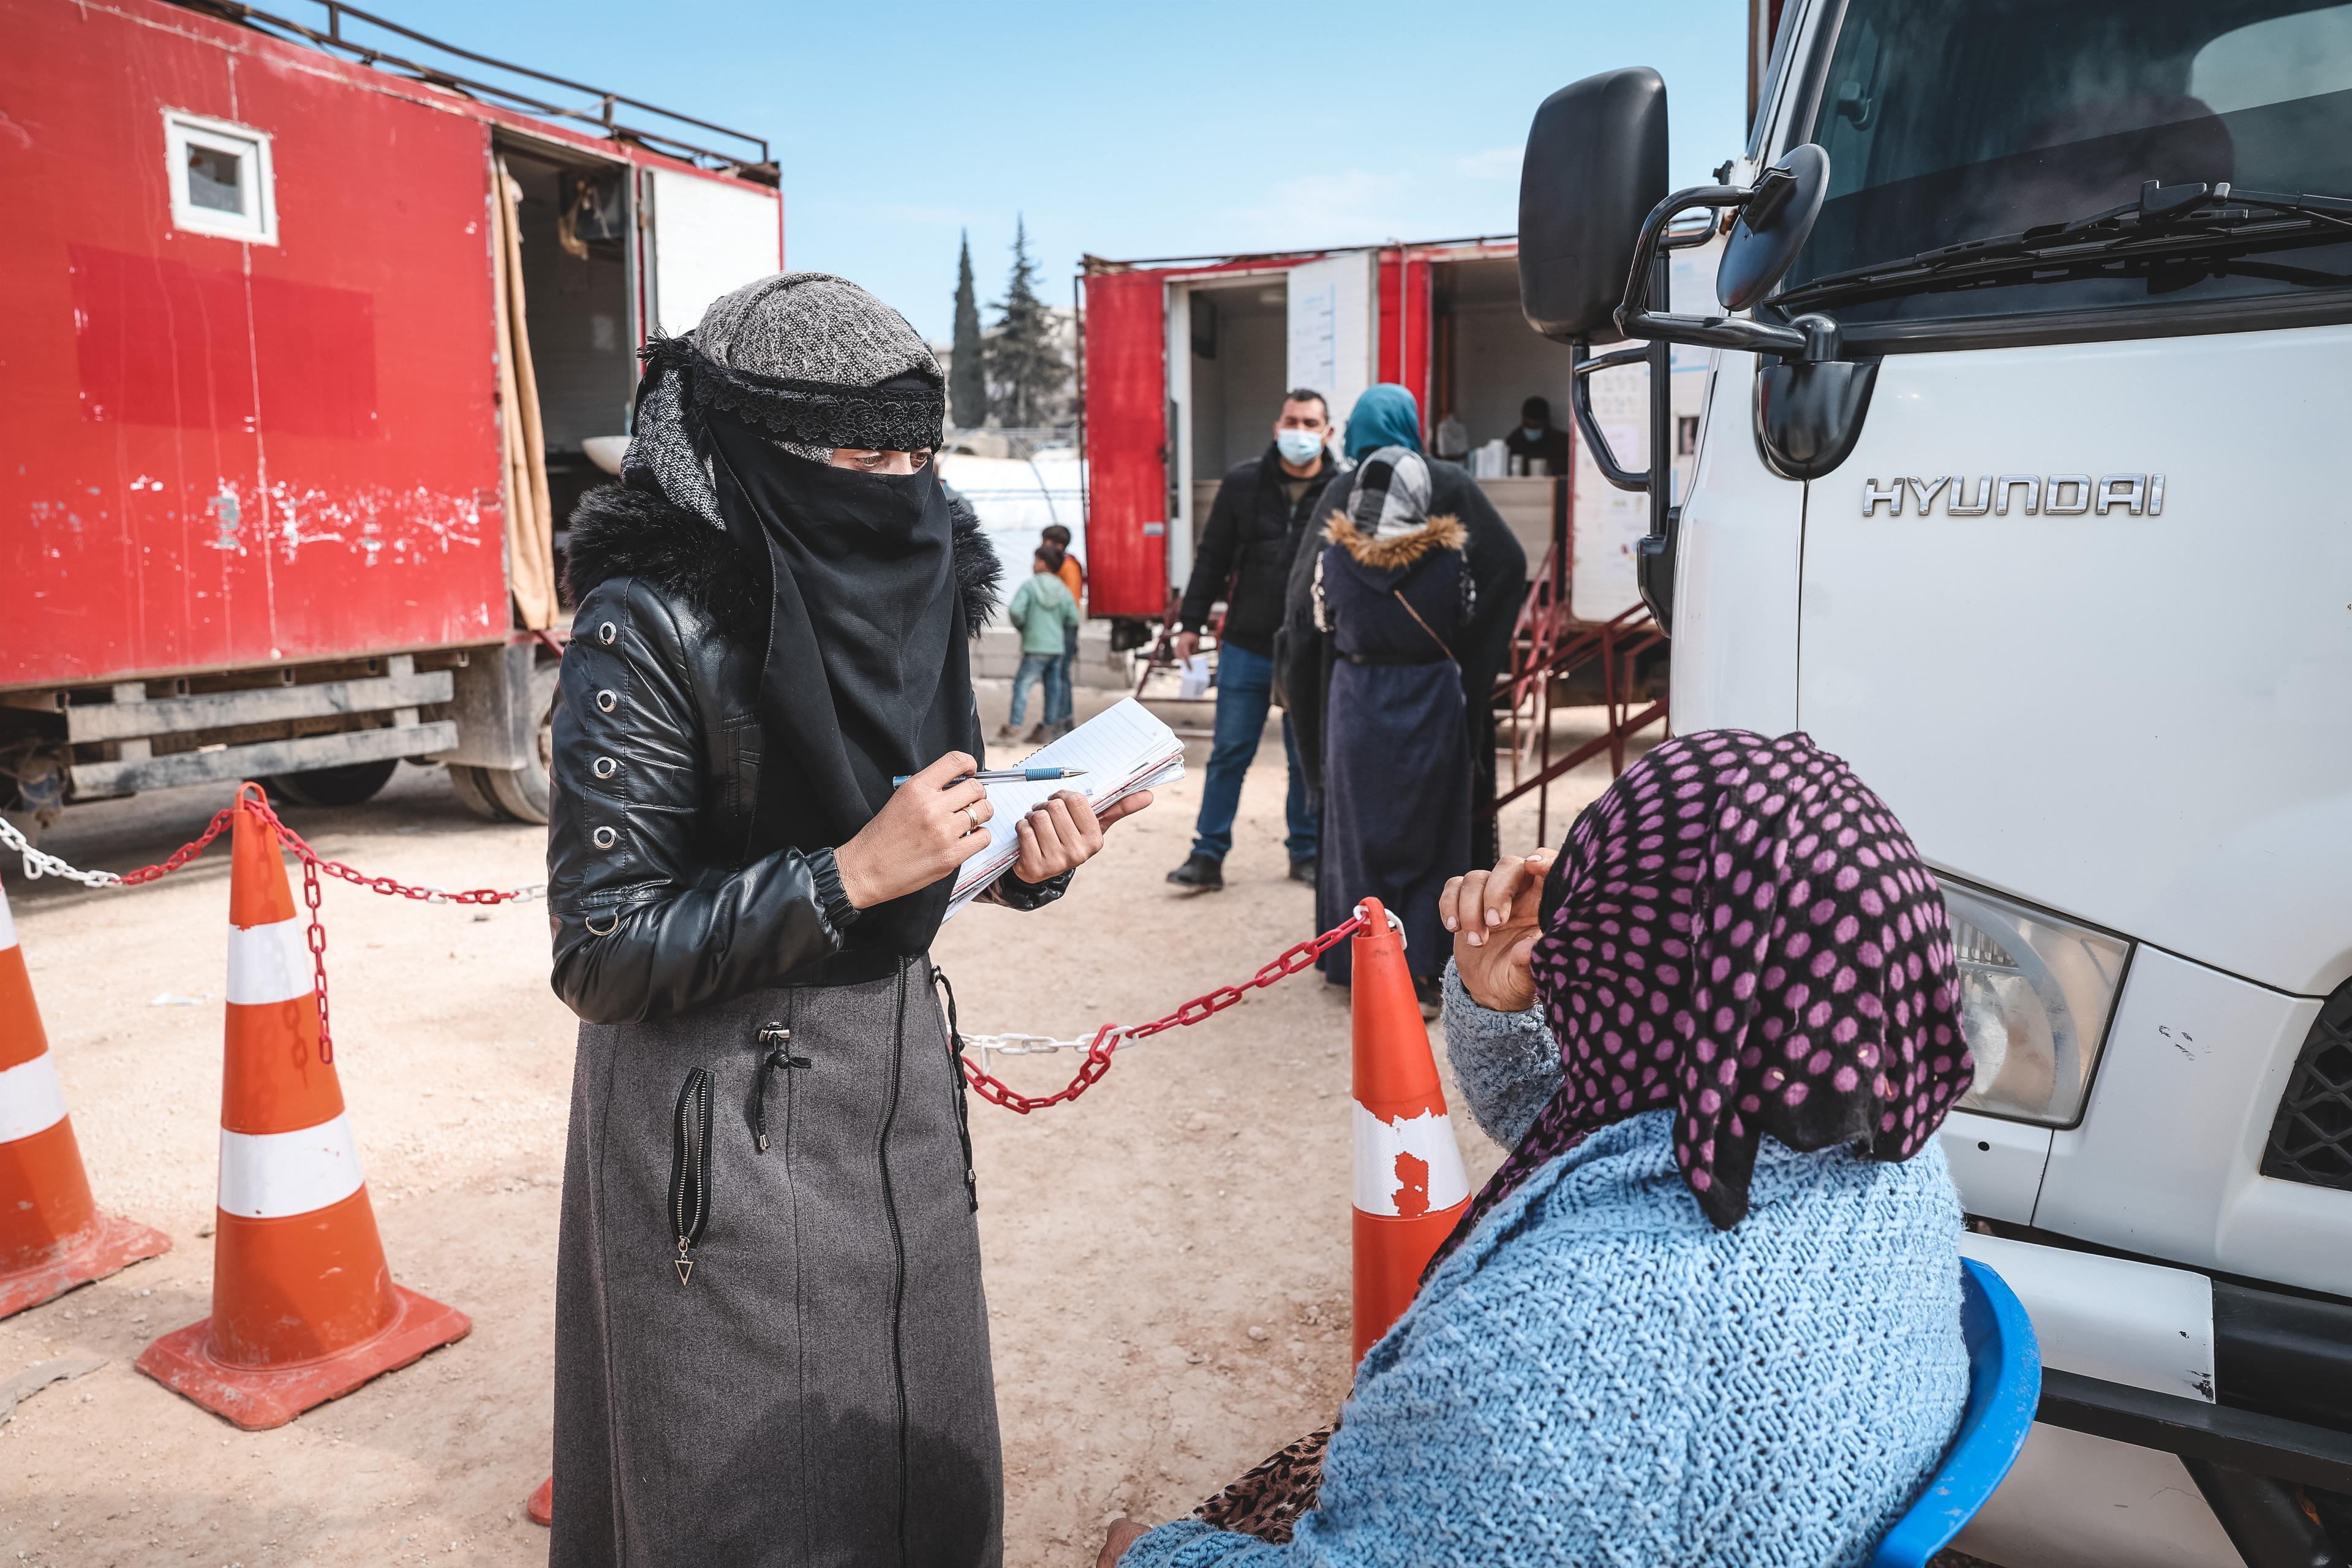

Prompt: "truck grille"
[2263,981,2352,1191]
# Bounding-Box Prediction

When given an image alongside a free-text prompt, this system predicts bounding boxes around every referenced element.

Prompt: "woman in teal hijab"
[1288,383,1528,1001]
[1341,383,1425,461]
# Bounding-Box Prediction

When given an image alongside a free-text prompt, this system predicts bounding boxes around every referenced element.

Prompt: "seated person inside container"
[1101,729,1976,1567]
[1504,394,1569,477]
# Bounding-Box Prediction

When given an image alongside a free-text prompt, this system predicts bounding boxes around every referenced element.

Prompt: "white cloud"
[1448,146,1523,183]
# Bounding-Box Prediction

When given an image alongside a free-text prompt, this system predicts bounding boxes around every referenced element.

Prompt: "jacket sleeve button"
[592,826,618,849]
[596,689,619,713]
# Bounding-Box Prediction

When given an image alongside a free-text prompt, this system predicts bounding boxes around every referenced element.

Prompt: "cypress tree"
[985,215,1068,429]
[949,231,988,430]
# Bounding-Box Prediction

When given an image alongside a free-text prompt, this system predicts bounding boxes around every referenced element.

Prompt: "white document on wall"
[1570,375,1652,622]
[1286,252,1374,448]
[946,699,1186,916]
[1563,235,1724,624]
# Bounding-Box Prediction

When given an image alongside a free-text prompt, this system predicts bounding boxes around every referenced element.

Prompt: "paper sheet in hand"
[946,698,1185,915]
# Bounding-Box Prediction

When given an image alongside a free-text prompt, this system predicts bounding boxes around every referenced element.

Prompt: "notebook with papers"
[946,698,1186,915]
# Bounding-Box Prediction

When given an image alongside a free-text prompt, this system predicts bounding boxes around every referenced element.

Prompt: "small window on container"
[163,110,276,244]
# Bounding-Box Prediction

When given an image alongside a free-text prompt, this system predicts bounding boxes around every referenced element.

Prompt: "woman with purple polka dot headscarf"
[1104,731,1980,1568]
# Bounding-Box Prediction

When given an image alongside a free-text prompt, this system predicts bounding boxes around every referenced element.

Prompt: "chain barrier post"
[13,778,1352,1104]
[953,910,1368,1114]
[7,782,548,1066]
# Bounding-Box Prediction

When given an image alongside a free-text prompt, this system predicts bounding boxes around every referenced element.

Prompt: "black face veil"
[700,409,978,955]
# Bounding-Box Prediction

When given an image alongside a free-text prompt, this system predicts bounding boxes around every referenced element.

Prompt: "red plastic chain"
[116,805,236,887]
[105,788,542,1063]
[100,785,1364,1089]
[299,846,333,1063]
[957,912,1366,1114]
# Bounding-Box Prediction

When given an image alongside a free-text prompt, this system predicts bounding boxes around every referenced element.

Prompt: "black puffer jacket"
[548,481,1036,1025]
[1177,443,1343,656]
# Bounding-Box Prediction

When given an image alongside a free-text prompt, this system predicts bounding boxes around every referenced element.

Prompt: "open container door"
[643,166,782,336]
[1377,250,1433,432]
[1079,270,1169,622]
[1286,251,1375,449]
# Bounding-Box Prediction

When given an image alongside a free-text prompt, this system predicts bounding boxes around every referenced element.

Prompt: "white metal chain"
[0,815,124,888]
[959,1027,1135,1060]
[0,812,545,902]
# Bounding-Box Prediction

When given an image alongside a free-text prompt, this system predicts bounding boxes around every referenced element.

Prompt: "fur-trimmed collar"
[564,478,1003,646]
[1322,510,1466,570]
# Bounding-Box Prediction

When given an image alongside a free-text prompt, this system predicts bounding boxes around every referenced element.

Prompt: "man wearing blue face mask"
[1167,390,1339,893]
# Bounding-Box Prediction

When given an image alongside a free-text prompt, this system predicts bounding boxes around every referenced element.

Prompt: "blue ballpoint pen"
[891,766,1090,787]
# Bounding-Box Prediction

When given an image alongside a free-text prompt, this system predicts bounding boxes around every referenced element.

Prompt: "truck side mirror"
[1517,68,1669,345]
[1716,143,1828,311]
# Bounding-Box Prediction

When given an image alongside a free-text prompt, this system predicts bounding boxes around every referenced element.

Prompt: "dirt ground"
[0,685,1648,1566]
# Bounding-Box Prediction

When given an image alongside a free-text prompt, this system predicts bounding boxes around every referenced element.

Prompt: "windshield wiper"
[1774,180,2352,308]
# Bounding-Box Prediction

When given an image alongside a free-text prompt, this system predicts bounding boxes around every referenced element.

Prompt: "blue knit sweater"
[1122,1107,1968,1567]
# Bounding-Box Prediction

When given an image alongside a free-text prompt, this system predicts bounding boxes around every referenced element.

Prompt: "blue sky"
[356,0,1751,341]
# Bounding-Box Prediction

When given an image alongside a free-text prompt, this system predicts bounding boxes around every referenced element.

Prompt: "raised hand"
[1439,848,1558,1013]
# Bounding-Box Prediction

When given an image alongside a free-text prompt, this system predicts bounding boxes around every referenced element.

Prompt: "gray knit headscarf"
[623,271,945,526]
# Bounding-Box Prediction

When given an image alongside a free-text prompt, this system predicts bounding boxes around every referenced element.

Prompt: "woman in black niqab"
[544,273,1149,1568]
[703,404,972,951]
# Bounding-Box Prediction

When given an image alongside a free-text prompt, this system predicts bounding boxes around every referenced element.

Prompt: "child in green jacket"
[1002,549,1079,741]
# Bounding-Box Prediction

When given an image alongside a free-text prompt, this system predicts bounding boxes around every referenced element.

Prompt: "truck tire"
[481,658,560,826]
[447,764,518,823]
[265,758,400,809]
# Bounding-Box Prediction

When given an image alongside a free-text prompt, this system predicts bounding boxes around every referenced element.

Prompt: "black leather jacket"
[1177,445,1342,657]
[548,481,1055,1025]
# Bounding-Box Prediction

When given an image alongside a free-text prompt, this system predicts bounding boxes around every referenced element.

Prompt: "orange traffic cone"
[527,1475,553,1527]
[0,875,171,1317]
[136,788,469,1428]
[1349,897,1471,1365]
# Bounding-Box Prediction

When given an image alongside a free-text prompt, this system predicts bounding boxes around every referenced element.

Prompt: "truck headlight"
[1941,878,2131,1128]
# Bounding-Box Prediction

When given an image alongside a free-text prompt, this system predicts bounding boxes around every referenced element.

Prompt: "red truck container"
[1078,237,1716,642]
[0,0,782,829]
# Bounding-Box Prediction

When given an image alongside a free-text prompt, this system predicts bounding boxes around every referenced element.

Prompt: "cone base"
[0,1212,173,1321]
[526,1475,553,1528]
[135,1282,470,1430]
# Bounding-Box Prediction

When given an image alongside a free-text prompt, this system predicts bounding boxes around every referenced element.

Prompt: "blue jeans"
[1190,644,1316,863]
[1047,624,1077,730]
[1008,652,1060,730]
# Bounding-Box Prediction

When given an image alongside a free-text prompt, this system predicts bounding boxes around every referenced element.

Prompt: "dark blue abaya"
[1313,520,1473,987]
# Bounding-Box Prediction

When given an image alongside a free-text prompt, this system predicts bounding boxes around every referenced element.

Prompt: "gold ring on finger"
[965,804,983,829]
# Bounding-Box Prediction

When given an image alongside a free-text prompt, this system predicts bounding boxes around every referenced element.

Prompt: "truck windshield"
[1779,0,2352,328]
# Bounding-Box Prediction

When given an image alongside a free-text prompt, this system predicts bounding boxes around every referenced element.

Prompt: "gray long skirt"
[551,954,1002,1567]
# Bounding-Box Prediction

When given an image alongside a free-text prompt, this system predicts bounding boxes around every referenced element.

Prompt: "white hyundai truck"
[1515,4,2352,1566]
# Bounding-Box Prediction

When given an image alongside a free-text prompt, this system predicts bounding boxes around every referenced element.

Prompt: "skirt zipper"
[669,1066,714,1284]
[876,959,911,1565]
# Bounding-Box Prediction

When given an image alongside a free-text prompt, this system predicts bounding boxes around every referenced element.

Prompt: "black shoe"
[1414,974,1443,1020]
[1289,857,1318,885]
[1166,853,1224,892]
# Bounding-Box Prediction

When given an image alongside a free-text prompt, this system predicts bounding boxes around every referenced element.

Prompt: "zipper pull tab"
[674,1238,694,1285]
[753,1023,811,1153]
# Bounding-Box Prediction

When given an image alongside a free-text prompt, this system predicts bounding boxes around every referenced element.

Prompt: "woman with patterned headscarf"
[1101,731,1975,1568]
[1308,442,1478,1013]
[1279,385,1526,951]
[547,273,1150,1567]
